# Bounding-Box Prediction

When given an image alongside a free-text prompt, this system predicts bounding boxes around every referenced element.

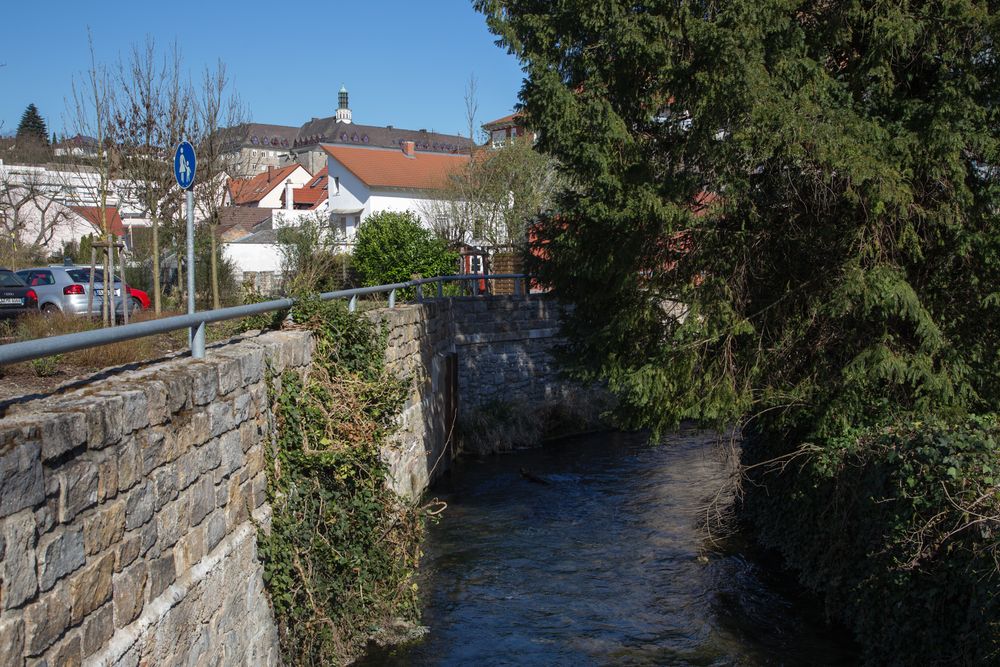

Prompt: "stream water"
[359,429,857,666]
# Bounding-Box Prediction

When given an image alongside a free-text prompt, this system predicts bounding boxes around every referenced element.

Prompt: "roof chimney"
[401,141,415,158]
[267,165,273,181]
[285,179,294,211]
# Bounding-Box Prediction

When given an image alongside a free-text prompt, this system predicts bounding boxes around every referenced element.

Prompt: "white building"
[322,141,469,238]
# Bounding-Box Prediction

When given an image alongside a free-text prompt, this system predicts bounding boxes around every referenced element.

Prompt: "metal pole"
[349,295,357,312]
[388,289,396,309]
[437,281,443,299]
[186,189,205,358]
[416,284,423,302]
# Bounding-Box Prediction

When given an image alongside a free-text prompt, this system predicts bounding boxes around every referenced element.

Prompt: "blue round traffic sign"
[174,141,197,190]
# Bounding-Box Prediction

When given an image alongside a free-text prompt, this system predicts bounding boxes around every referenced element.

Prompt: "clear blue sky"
[0,0,524,139]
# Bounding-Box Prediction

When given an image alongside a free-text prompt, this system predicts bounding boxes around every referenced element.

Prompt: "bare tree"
[67,30,119,326]
[465,73,479,144]
[0,167,74,268]
[425,138,562,251]
[192,61,249,309]
[113,37,191,316]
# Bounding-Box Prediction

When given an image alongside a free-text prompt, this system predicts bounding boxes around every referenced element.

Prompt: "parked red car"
[126,286,150,311]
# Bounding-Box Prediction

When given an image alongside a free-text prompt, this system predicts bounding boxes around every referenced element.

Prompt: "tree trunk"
[102,246,110,327]
[151,215,161,316]
[107,234,116,328]
[210,227,220,310]
[87,247,96,317]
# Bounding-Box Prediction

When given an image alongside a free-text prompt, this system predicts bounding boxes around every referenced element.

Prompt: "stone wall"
[0,294,581,666]
[372,295,599,495]
[0,330,313,667]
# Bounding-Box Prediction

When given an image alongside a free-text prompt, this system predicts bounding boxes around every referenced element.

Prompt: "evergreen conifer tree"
[16,104,49,145]
[477,0,1000,438]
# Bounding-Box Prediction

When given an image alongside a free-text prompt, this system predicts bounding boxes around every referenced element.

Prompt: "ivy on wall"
[257,297,421,664]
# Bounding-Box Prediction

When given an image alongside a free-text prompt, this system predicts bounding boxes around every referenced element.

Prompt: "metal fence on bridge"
[0,273,530,366]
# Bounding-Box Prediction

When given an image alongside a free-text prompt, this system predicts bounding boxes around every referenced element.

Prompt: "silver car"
[15,266,132,316]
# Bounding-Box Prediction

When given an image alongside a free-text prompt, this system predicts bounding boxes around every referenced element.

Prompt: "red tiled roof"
[482,112,524,129]
[70,207,125,237]
[287,166,329,209]
[228,165,303,205]
[321,145,468,191]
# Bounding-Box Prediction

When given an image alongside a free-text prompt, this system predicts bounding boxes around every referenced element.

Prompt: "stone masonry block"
[3,511,38,610]
[139,428,167,477]
[38,412,87,462]
[215,431,242,483]
[190,362,219,406]
[112,560,147,629]
[147,553,175,602]
[82,601,113,657]
[124,481,154,531]
[57,460,98,524]
[47,629,82,667]
[189,477,215,528]
[36,526,85,592]
[69,551,114,626]
[173,523,204,573]
[111,390,150,434]
[49,397,119,451]
[204,510,227,554]
[215,354,243,396]
[208,401,234,439]
[155,494,187,552]
[0,615,25,667]
[0,440,44,520]
[24,582,70,656]
[115,437,140,493]
[83,498,124,556]
[96,454,119,504]
[151,463,178,511]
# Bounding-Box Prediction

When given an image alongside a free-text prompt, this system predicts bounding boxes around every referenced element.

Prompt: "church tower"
[336,85,352,124]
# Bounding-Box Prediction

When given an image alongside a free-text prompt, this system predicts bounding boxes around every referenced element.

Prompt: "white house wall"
[254,166,312,209]
[325,156,451,239]
[223,243,283,278]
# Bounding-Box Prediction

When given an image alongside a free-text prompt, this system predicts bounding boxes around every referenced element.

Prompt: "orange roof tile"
[288,166,329,209]
[228,165,303,205]
[322,145,468,191]
[70,206,125,237]
[482,112,524,129]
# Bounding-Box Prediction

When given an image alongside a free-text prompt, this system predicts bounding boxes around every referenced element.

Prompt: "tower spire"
[336,85,352,124]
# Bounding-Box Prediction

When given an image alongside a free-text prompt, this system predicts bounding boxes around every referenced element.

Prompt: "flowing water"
[359,429,857,666]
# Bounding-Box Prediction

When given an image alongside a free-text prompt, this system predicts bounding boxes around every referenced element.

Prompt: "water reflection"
[359,429,856,666]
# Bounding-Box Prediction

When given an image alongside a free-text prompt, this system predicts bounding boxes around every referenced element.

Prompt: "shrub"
[258,297,420,664]
[741,416,1000,666]
[353,211,458,290]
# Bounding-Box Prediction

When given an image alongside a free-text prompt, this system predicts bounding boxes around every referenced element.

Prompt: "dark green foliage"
[743,417,1000,665]
[353,211,458,291]
[480,0,1000,435]
[258,298,419,664]
[16,104,48,145]
[478,1,1000,662]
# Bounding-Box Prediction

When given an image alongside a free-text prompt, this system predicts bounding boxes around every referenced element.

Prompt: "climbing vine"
[257,297,421,665]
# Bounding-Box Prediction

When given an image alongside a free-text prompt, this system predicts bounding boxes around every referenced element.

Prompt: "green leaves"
[258,299,419,664]
[353,211,458,291]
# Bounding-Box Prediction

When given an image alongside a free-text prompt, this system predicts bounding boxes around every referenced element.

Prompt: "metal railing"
[0,274,529,366]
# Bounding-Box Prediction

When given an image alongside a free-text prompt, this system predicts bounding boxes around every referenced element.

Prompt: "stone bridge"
[0,295,595,666]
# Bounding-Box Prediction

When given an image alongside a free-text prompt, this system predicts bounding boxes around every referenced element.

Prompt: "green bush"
[353,211,458,290]
[258,297,420,664]
[741,416,1000,666]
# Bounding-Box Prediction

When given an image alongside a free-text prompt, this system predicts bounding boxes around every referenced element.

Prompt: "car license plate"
[0,298,24,305]
[94,289,121,296]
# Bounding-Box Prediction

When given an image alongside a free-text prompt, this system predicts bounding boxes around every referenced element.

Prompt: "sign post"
[174,141,204,358]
